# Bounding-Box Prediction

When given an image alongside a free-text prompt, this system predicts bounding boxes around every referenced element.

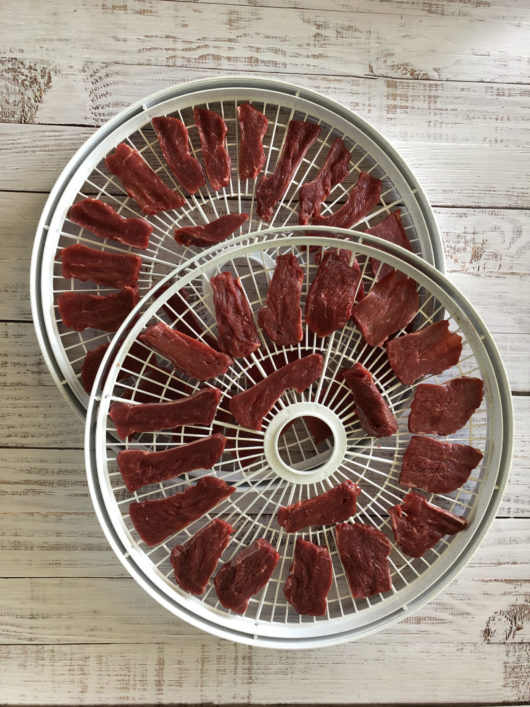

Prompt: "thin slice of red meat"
[237,103,268,180]
[105,143,185,215]
[68,198,152,249]
[341,364,397,438]
[152,116,205,194]
[389,491,467,558]
[60,244,141,289]
[211,271,260,358]
[400,436,483,494]
[409,377,484,435]
[351,271,418,347]
[367,210,413,279]
[139,321,232,381]
[171,518,234,595]
[174,213,248,247]
[298,138,351,225]
[277,480,361,532]
[214,538,280,614]
[117,433,227,493]
[193,107,231,191]
[257,254,303,345]
[386,320,463,385]
[109,387,221,440]
[80,340,157,394]
[229,353,323,430]
[311,171,382,231]
[284,537,333,616]
[130,476,236,546]
[58,286,138,332]
[335,522,392,598]
[306,251,363,337]
[257,120,321,221]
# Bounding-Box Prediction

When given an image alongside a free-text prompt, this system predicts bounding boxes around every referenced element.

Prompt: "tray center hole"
[277,416,333,471]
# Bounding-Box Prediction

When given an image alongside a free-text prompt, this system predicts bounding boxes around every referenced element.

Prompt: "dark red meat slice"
[68,198,152,249]
[277,480,360,532]
[257,120,321,221]
[174,213,248,247]
[58,286,138,333]
[117,433,227,493]
[237,103,268,180]
[229,353,323,430]
[109,387,221,440]
[400,436,483,494]
[130,476,236,546]
[257,254,303,345]
[105,143,185,215]
[311,171,382,231]
[351,271,418,347]
[341,363,397,438]
[386,320,463,385]
[389,491,467,558]
[139,321,232,381]
[171,518,234,595]
[60,244,141,289]
[306,251,363,337]
[367,209,413,279]
[298,138,350,225]
[211,271,260,358]
[284,538,333,616]
[409,377,484,435]
[80,340,157,394]
[193,107,231,191]
[152,116,205,194]
[214,538,280,614]
[335,522,392,598]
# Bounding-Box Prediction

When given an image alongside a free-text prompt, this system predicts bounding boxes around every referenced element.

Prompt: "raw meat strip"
[109,387,221,440]
[277,480,361,532]
[174,213,248,247]
[211,271,260,358]
[152,116,205,194]
[58,286,138,332]
[409,377,484,435]
[139,321,232,381]
[341,363,397,438]
[105,143,185,215]
[284,538,333,616]
[351,271,418,347]
[257,120,321,221]
[60,244,141,289]
[306,250,363,337]
[171,518,234,595]
[386,320,463,385]
[400,436,483,494]
[193,107,231,191]
[80,340,157,394]
[367,210,412,279]
[389,491,467,558]
[130,476,236,546]
[311,171,382,231]
[229,353,323,430]
[237,103,268,180]
[335,522,392,599]
[214,538,280,614]
[68,198,152,249]
[298,138,351,225]
[117,433,227,493]
[257,254,303,345]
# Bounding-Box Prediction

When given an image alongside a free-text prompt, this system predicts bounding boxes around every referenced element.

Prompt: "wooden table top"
[1,1,529,704]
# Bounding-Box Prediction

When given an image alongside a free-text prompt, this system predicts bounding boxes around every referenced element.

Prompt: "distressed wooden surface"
[1,0,529,704]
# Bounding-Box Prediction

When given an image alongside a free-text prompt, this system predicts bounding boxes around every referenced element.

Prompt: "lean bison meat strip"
[389,491,467,558]
[229,353,323,430]
[58,286,138,333]
[193,107,231,191]
[277,480,361,532]
[130,476,236,546]
[60,244,141,289]
[400,436,483,494]
[298,138,350,225]
[105,143,185,214]
[214,538,280,614]
[336,522,392,599]
[211,271,261,358]
[237,103,269,180]
[367,210,413,279]
[152,116,205,194]
[257,120,321,221]
[341,363,397,438]
[174,213,248,247]
[68,198,152,249]
[409,377,484,435]
[311,171,382,231]
[284,538,333,616]
[171,518,234,595]
[258,253,303,345]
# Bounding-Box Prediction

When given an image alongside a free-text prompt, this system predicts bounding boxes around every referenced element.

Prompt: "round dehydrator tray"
[31,76,443,419]
[85,228,512,649]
